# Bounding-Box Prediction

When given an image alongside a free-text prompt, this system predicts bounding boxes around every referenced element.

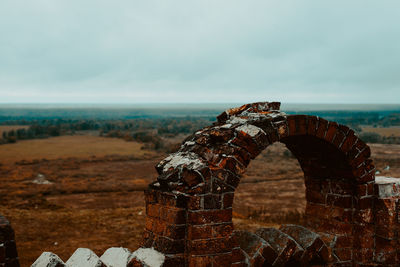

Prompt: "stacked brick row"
[232,225,331,266]
[0,215,19,267]
[373,177,400,265]
[142,190,187,266]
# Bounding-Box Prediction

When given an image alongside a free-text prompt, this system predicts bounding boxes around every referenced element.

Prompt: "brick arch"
[142,102,375,266]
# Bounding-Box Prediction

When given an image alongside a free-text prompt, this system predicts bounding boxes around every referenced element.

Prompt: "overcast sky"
[0,1,399,103]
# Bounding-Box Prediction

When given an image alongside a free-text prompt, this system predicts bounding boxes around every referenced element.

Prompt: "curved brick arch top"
[153,101,374,194]
[143,102,376,266]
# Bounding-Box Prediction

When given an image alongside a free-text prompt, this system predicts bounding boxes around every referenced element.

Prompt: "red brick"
[334,248,352,261]
[154,236,185,254]
[356,183,374,197]
[188,237,234,255]
[340,132,357,153]
[163,255,186,266]
[231,247,246,263]
[157,191,187,208]
[231,263,248,267]
[346,145,360,162]
[305,202,326,217]
[287,116,296,136]
[350,148,371,169]
[332,130,346,148]
[307,116,318,135]
[296,115,308,135]
[153,219,168,235]
[188,209,232,225]
[188,256,213,267]
[209,128,235,143]
[164,224,186,239]
[251,252,266,266]
[316,219,352,235]
[187,195,202,210]
[211,168,240,189]
[358,172,374,183]
[160,206,186,224]
[354,209,373,224]
[181,168,204,187]
[335,235,353,248]
[187,225,213,240]
[375,236,397,263]
[353,248,373,263]
[213,253,233,265]
[217,156,246,175]
[146,203,161,218]
[354,197,373,210]
[327,194,353,208]
[315,118,328,139]
[144,189,157,204]
[140,229,155,247]
[325,122,338,142]
[330,181,353,195]
[353,233,374,249]
[287,115,308,136]
[211,177,235,194]
[203,194,222,209]
[231,131,261,159]
[352,164,367,179]
[212,223,233,238]
[222,193,234,208]
[305,188,326,204]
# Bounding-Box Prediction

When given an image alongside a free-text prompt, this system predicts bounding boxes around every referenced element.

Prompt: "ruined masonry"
[1,102,400,266]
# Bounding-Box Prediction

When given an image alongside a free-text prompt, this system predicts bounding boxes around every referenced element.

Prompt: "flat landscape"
[1,132,400,266]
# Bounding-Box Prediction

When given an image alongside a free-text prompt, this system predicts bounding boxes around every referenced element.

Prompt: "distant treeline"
[0,117,215,149]
[1,109,400,147]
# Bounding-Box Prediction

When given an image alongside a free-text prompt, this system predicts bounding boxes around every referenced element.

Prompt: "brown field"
[0,125,29,137]
[361,126,400,137]
[0,135,156,164]
[0,134,400,266]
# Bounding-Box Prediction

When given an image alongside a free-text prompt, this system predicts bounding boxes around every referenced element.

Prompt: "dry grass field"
[0,125,29,137]
[0,134,399,266]
[361,126,400,137]
[0,135,156,164]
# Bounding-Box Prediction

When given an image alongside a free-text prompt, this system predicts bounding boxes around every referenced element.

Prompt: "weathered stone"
[31,252,65,267]
[130,248,165,267]
[65,248,105,267]
[100,247,132,267]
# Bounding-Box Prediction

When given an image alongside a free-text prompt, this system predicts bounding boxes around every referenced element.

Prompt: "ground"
[0,135,399,266]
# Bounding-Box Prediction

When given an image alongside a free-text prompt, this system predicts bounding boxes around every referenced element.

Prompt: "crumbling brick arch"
[142,102,375,266]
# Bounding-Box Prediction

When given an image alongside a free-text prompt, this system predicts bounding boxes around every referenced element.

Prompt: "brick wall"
[138,102,399,266]
[0,215,20,267]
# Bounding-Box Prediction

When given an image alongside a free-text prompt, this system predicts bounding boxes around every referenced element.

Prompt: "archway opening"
[231,133,358,266]
[233,142,305,230]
